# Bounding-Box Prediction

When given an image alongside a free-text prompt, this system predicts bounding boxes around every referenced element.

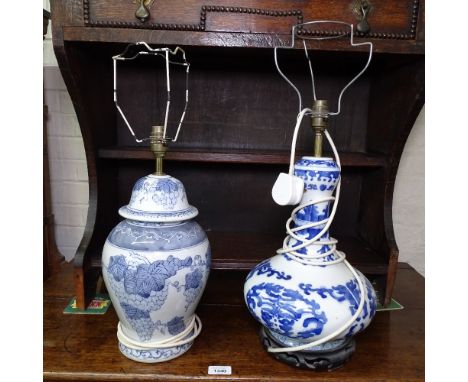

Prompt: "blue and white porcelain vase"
[102,174,211,363]
[244,157,377,365]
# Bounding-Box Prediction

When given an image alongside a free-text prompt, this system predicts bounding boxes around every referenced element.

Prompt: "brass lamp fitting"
[311,100,329,157]
[150,125,167,175]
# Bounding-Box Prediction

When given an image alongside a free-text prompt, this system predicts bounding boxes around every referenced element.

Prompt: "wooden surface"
[44,262,424,381]
[84,0,417,33]
[62,27,424,55]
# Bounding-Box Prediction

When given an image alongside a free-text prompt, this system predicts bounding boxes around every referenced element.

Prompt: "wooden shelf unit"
[51,0,424,311]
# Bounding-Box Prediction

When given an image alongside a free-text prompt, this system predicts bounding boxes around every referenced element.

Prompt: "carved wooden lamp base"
[260,327,356,371]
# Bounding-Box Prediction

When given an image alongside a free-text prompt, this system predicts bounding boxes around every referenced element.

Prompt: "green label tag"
[63,293,112,315]
[376,298,404,311]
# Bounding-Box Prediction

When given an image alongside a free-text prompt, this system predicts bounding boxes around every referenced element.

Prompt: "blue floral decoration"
[109,255,193,299]
[132,177,146,192]
[167,316,186,336]
[121,302,150,320]
[129,176,183,208]
[106,250,210,341]
[300,278,376,333]
[300,280,361,316]
[246,260,292,281]
[246,282,328,338]
[294,169,340,183]
[155,178,179,193]
[119,341,192,362]
[185,268,203,290]
[108,255,127,282]
[152,178,181,207]
[295,158,339,169]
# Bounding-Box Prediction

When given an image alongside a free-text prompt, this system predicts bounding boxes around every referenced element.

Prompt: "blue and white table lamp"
[244,22,378,370]
[102,43,211,363]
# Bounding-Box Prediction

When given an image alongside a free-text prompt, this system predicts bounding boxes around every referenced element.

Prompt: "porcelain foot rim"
[118,329,195,363]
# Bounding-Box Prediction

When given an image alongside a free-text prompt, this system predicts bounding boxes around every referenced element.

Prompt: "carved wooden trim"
[82,0,419,40]
[83,2,302,31]
[200,5,303,32]
[83,0,89,23]
[410,0,419,37]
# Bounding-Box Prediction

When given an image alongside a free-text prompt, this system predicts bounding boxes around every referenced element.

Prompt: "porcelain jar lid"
[118,174,198,223]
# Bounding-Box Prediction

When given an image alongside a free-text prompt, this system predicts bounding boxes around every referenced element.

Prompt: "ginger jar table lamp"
[101,43,211,363]
[244,22,378,371]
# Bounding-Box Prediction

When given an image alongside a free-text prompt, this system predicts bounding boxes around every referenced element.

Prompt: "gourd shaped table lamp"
[244,22,377,371]
[102,43,211,363]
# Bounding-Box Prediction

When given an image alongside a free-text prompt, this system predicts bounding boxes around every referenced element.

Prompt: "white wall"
[44,67,88,261]
[43,0,57,66]
[44,0,88,261]
[42,12,424,273]
[393,107,425,275]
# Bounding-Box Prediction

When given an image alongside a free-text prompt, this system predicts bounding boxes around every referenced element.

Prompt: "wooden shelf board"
[90,231,388,274]
[99,147,387,167]
[206,231,388,273]
[44,263,424,381]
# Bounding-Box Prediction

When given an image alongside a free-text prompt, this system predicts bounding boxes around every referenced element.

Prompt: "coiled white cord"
[117,314,202,350]
[267,109,366,353]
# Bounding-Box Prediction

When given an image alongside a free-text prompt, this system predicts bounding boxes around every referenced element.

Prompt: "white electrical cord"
[267,108,366,353]
[117,314,202,350]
